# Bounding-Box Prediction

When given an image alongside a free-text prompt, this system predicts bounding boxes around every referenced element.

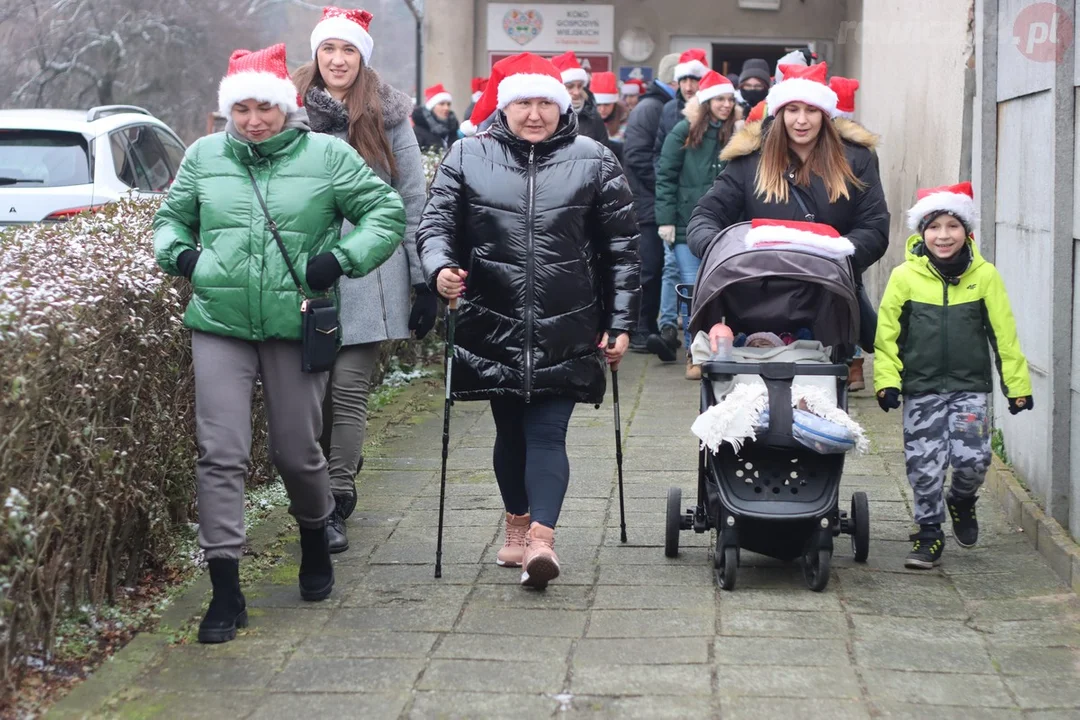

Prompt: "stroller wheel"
[715,546,738,591]
[665,487,682,558]
[850,492,870,563]
[803,548,832,592]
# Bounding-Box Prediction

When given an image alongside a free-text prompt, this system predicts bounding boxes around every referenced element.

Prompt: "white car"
[0,105,187,228]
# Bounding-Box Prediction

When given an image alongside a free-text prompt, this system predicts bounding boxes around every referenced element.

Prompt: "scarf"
[422,107,452,140]
[926,243,972,282]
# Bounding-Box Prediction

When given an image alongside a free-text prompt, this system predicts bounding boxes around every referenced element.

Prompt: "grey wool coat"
[305,78,426,345]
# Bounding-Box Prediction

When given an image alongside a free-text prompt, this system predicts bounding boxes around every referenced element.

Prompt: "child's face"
[922,214,968,260]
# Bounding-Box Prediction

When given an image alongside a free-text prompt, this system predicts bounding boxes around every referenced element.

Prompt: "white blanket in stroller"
[688,333,869,455]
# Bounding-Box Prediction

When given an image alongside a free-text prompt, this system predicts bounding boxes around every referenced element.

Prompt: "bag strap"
[246,167,308,299]
[786,173,817,222]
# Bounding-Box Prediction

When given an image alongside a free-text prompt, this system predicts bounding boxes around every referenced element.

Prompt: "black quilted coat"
[416,111,640,404]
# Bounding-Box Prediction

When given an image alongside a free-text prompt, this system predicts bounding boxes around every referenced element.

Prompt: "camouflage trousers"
[902,392,991,525]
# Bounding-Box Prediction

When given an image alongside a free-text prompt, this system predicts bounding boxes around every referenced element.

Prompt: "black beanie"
[738,58,771,86]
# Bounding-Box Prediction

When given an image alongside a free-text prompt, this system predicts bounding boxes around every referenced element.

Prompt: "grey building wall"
[847,0,974,301]
[470,0,854,87]
[977,0,1075,536]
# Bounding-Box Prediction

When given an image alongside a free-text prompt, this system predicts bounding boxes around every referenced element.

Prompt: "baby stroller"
[665,221,870,591]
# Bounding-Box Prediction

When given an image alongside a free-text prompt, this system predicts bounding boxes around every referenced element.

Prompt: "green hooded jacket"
[654,100,727,245]
[874,234,1032,398]
[153,124,406,342]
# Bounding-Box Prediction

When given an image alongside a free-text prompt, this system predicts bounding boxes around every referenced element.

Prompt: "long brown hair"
[685,98,736,150]
[293,61,398,180]
[755,108,862,204]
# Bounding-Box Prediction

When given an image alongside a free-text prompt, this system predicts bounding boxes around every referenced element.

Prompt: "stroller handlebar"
[701,361,849,380]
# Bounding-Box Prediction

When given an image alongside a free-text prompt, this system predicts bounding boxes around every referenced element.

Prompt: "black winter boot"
[299,525,335,601]
[946,492,980,548]
[198,558,247,644]
[904,525,945,570]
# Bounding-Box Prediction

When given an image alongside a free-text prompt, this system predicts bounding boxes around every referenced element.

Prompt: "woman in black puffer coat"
[417,52,639,590]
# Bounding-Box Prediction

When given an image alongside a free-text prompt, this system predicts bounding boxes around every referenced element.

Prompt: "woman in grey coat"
[296,8,434,552]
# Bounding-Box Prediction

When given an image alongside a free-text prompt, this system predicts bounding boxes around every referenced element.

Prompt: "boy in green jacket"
[874,182,1032,570]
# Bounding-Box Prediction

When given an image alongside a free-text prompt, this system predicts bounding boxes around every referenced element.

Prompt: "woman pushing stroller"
[686,62,889,354]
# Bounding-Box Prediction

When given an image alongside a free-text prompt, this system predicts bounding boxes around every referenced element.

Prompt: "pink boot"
[496,513,530,567]
[521,522,560,589]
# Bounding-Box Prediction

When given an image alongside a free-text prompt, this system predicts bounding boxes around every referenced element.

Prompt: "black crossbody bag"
[785,176,878,350]
[246,168,339,373]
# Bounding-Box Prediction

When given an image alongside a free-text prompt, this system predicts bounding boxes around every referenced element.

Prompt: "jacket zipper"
[940,275,949,390]
[524,146,537,402]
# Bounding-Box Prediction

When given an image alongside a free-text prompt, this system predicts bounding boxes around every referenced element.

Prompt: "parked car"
[0,105,187,228]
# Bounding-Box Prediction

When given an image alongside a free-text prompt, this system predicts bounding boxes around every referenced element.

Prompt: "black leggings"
[490,396,576,529]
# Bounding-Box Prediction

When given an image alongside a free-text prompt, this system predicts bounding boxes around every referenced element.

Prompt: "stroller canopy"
[689,221,860,348]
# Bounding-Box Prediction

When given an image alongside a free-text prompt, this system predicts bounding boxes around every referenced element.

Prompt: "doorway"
[710,43,810,80]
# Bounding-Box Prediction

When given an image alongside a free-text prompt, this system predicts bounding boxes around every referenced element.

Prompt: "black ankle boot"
[299,525,334,601]
[198,558,247,644]
[327,490,356,554]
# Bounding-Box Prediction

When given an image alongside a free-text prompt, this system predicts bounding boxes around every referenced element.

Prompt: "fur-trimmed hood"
[719,116,879,162]
[304,70,414,135]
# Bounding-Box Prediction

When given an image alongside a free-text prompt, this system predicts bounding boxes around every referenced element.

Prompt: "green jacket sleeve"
[152,138,203,276]
[983,266,1033,398]
[655,121,688,227]
[873,268,907,393]
[325,140,406,279]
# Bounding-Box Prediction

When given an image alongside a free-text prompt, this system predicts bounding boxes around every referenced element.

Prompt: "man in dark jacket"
[622,52,681,360]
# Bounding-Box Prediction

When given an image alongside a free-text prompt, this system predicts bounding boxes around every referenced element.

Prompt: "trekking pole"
[435,295,459,579]
[609,338,627,543]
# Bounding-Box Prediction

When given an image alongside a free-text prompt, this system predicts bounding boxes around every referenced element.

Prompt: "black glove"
[306,252,343,292]
[1008,396,1034,415]
[408,283,438,339]
[176,249,200,279]
[877,387,901,412]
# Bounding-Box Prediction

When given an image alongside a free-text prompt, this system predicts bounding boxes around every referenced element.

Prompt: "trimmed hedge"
[0,201,274,692]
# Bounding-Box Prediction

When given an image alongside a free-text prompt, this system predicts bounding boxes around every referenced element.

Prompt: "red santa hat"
[310,6,374,64]
[461,52,572,136]
[218,44,301,117]
[550,51,589,86]
[590,72,619,104]
[766,62,838,117]
[907,181,979,233]
[620,79,646,96]
[747,99,767,123]
[424,83,453,110]
[829,76,859,119]
[745,219,854,259]
[695,71,735,104]
[674,49,709,81]
[471,77,489,103]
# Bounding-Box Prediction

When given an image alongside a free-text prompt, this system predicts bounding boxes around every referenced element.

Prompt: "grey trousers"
[902,391,991,525]
[321,342,382,498]
[193,331,333,560]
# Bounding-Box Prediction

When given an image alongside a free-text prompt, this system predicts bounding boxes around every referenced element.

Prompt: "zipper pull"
[529,147,535,164]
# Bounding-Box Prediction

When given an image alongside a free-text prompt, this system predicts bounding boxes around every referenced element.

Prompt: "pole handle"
[449,296,459,311]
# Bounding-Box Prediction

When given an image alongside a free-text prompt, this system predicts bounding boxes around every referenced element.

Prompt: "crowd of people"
[152,4,1035,644]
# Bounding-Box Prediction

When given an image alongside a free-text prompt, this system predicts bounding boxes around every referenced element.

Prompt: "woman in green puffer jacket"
[655,70,737,379]
[152,44,405,645]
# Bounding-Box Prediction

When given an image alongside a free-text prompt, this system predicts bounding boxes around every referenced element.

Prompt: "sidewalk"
[52,355,1080,719]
